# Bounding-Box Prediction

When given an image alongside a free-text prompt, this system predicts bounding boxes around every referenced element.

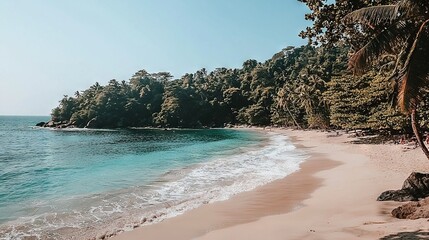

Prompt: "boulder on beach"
[392,197,429,219]
[377,172,429,202]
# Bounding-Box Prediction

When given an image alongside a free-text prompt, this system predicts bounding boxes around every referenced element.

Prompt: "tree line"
[51,44,416,133]
[50,0,429,136]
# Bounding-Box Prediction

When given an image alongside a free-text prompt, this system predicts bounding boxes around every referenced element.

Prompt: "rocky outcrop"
[378,172,429,202]
[392,198,429,219]
[36,120,76,129]
[35,122,46,127]
[377,189,416,202]
[36,117,101,129]
[45,120,56,128]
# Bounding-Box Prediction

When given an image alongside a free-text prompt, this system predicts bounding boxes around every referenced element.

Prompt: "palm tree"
[276,87,302,129]
[344,0,429,159]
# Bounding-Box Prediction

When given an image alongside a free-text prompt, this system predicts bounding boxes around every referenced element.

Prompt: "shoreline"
[112,129,429,240]
[112,141,338,240]
[2,128,305,240]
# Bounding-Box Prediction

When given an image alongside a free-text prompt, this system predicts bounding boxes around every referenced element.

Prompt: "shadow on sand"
[380,231,429,240]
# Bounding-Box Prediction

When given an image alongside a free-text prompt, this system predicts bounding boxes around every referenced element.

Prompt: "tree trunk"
[411,109,429,160]
[285,105,302,129]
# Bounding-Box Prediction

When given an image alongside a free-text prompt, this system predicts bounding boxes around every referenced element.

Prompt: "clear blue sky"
[0,0,310,116]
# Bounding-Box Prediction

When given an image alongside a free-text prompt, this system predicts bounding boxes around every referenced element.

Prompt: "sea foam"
[0,131,307,240]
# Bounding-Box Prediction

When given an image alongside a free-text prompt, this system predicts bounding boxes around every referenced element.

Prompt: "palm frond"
[348,21,411,74]
[398,0,429,18]
[344,5,400,28]
[398,19,429,113]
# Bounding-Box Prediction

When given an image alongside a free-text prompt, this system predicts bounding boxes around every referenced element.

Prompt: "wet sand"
[112,129,429,240]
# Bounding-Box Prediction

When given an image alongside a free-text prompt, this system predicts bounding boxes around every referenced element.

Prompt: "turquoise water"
[0,116,306,240]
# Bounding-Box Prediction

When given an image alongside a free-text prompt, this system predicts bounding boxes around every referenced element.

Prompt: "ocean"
[0,116,307,239]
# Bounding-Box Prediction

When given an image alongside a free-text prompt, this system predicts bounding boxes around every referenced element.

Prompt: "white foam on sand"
[0,132,308,240]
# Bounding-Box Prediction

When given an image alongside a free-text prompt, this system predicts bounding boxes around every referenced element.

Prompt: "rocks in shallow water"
[35,122,45,127]
[36,120,77,129]
[392,198,429,219]
[45,120,56,128]
[377,172,429,202]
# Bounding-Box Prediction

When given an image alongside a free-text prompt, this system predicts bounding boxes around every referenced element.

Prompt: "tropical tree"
[298,0,396,46]
[344,0,429,158]
[274,87,302,128]
[324,71,407,132]
[51,95,77,121]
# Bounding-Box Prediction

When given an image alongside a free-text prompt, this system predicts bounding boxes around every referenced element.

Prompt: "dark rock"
[392,198,429,219]
[96,231,107,240]
[35,122,45,127]
[56,121,76,129]
[377,189,416,202]
[39,120,78,129]
[378,172,429,202]
[44,120,56,128]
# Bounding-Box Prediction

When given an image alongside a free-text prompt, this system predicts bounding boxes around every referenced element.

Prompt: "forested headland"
[46,0,429,135]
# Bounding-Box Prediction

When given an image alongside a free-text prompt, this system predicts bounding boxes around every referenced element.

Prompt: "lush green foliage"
[298,0,396,46]
[50,0,429,134]
[51,44,414,132]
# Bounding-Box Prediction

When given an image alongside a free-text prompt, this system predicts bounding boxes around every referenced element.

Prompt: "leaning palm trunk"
[411,109,429,159]
[344,0,429,208]
[344,1,429,161]
[285,105,302,129]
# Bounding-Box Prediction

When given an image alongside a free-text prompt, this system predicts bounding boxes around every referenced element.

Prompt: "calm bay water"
[0,116,307,240]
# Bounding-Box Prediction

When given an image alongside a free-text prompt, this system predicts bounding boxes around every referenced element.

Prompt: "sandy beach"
[112,129,429,240]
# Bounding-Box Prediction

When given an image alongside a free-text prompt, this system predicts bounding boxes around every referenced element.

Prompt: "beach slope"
[113,129,429,240]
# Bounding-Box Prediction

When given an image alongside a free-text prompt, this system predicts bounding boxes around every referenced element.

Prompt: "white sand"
[112,129,429,240]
